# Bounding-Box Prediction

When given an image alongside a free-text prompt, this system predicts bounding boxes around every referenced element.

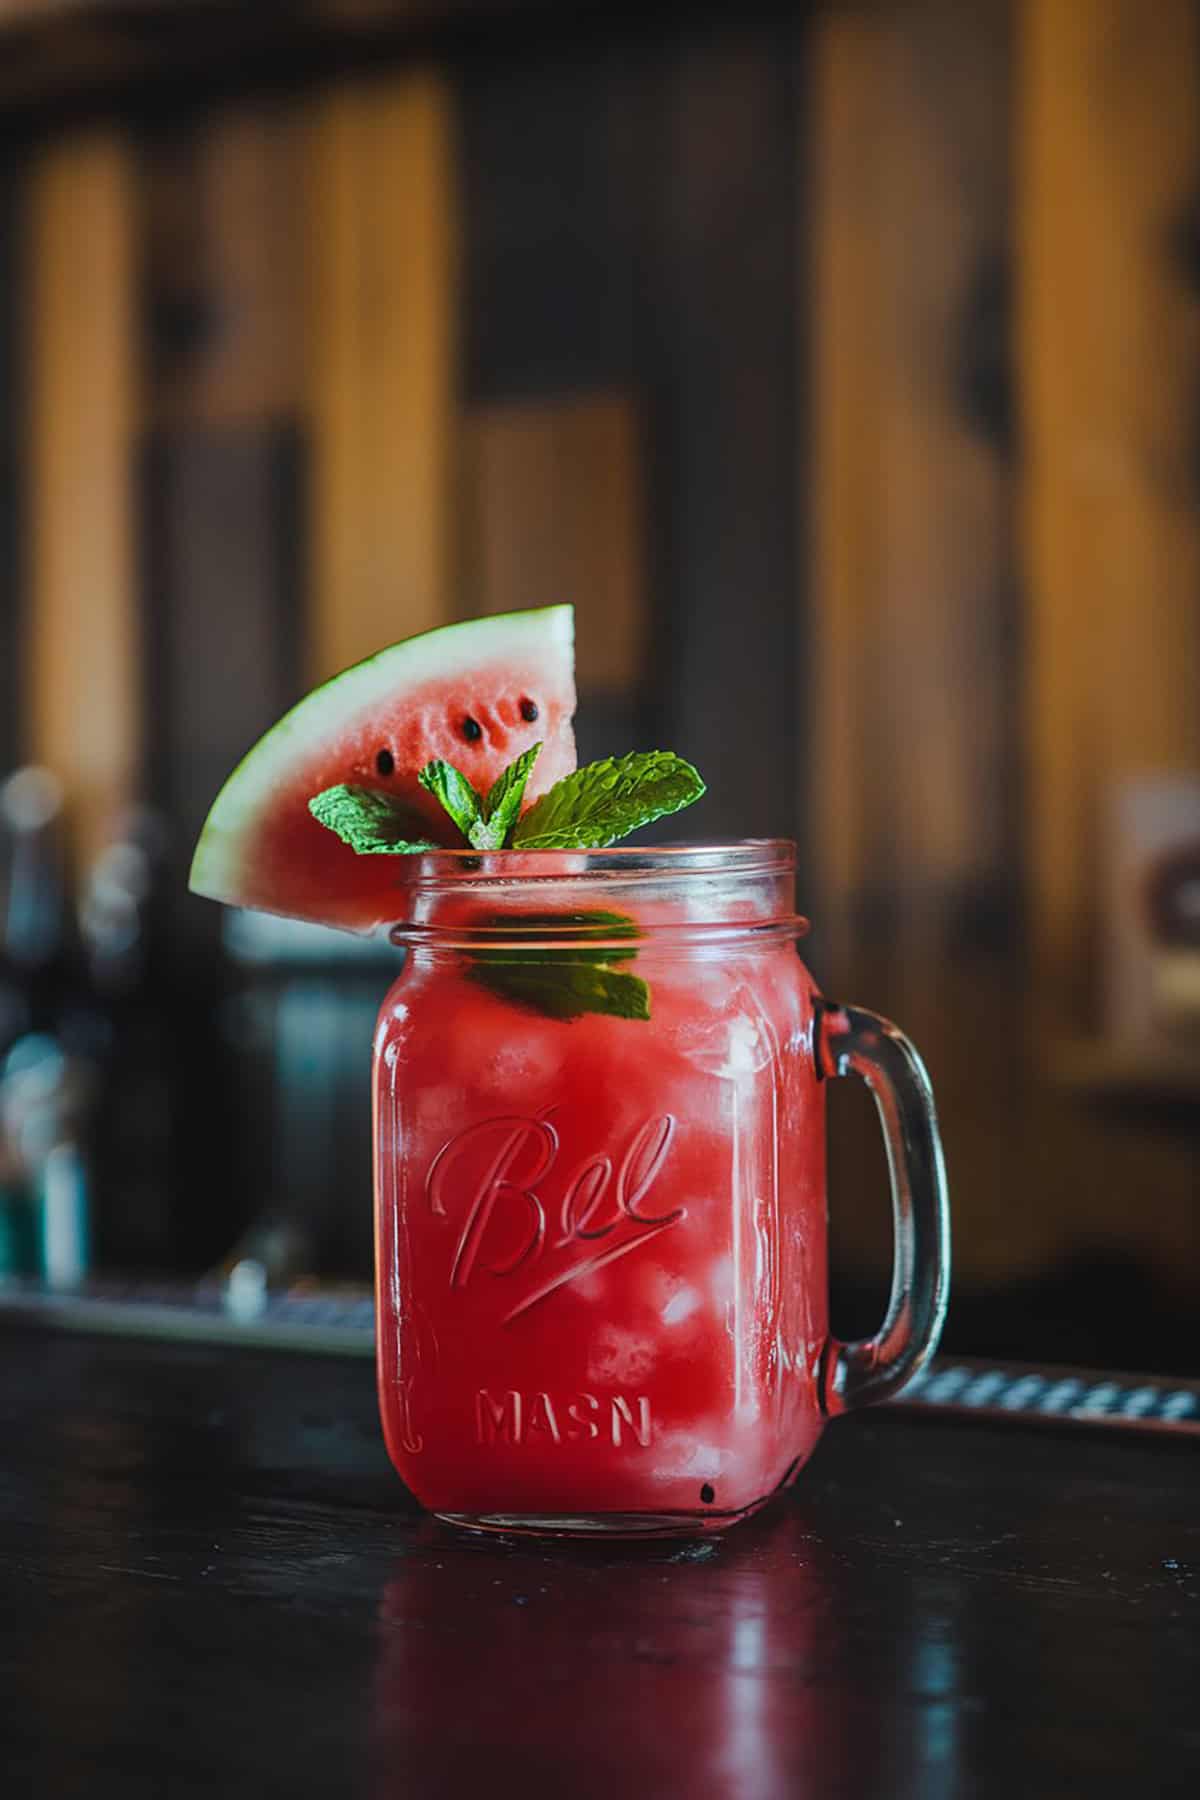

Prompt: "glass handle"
[816,1000,951,1414]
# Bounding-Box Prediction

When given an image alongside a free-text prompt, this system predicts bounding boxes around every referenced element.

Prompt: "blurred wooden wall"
[457,20,798,795]
[456,35,652,758]
[808,0,1025,1291]
[8,21,797,864]
[810,0,1199,1307]
[1020,0,1200,1038]
[810,0,1016,949]
[140,96,309,955]
[1,1,1197,1312]
[9,71,458,898]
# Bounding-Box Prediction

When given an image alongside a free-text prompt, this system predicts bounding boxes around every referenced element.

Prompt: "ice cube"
[650,1429,736,1485]
[588,1327,656,1386]
[661,1286,701,1326]
[672,997,775,1080]
[709,1255,735,1307]
[480,1035,566,1096]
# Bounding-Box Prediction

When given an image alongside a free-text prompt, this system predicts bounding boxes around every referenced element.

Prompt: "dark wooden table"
[2,1323,1198,1798]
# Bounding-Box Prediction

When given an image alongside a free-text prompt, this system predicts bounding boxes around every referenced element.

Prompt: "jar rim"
[384,839,808,947]
[392,838,795,878]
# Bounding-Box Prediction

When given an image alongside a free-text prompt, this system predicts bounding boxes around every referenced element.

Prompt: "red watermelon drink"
[373,845,827,1533]
[190,606,949,1538]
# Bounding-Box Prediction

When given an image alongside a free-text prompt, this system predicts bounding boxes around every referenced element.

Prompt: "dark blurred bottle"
[79,806,177,1270]
[0,768,94,1282]
[0,768,68,1058]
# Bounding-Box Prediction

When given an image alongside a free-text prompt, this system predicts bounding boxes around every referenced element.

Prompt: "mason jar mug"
[373,843,950,1538]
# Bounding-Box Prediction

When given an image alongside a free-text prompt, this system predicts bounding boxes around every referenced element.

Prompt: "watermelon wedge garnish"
[189,605,576,933]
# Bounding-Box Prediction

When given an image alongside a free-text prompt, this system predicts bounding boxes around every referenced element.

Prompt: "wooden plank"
[462,392,645,695]
[138,102,307,948]
[459,41,639,403]
[137,100,309,1254]
[807,2,1022,1290]
[456,38,648,761]
[141,101,306,432]
[807,6,880,949]
[0,165,20,776]
[648,23,799,841]
[25,129,138,876]
[1018,0,1200,1032]
[141,428,303,918]
[305,70,455,683]
[808,0,1015,958]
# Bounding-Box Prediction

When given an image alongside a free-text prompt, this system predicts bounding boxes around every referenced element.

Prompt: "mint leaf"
[466,908,649,1020]
[476,742,542,849]
[418,760,482,842]
[467,961,650,1022]
[469,909,640,966]
[512,751,705,850]
[309,785,439,854]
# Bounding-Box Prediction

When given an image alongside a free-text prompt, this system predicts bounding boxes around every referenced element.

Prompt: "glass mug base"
[435,1502,769,1541]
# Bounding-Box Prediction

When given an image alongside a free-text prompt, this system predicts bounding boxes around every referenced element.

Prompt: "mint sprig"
[418,741,543,849]
[308,743,704,857]
[512,751,705,850]
[308,785,439,854]
[307,746,703,1023]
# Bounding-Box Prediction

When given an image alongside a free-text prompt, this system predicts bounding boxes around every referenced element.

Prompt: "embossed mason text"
[475,1389,653,1449]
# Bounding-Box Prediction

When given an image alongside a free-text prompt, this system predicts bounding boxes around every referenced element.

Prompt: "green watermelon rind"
[188,604,574,907]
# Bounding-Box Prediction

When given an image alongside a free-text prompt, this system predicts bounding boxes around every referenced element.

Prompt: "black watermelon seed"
[700,1483,715,1505]
[461,716,483,742]
[375,748,395,776]
[520,697,539,722]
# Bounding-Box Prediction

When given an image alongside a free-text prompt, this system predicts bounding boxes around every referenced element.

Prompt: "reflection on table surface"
[3,1323,1198,1797]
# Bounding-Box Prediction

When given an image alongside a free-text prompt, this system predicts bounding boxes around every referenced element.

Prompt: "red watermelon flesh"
[189,606,576,933]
